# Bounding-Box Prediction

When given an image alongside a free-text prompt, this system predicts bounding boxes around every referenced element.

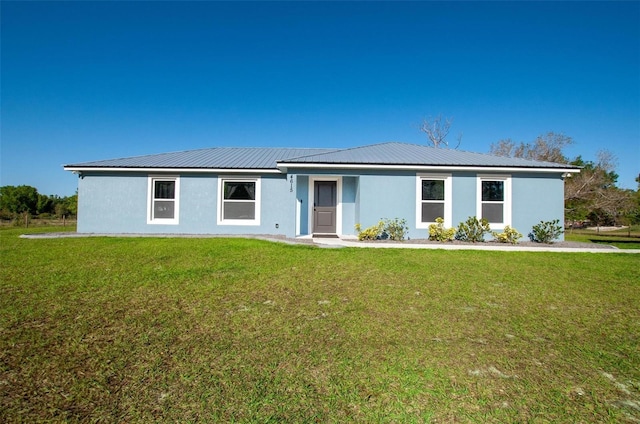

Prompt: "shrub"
[492,225,523,244]
[428,217,455,242]
[383,218,408,241]
[355,221,385,241]
[355,218,409,241]
[455,216,491,242]
[529,219,564,243]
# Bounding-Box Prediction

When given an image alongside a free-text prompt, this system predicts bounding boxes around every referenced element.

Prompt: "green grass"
[565,226,640,249]
[1,228,639,422]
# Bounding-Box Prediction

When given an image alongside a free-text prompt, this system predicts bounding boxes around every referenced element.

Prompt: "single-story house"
[64,142,580,239]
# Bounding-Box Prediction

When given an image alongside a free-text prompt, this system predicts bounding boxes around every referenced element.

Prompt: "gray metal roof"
[278,142,576,169]
[65,147,335,169]
[65,142,579,170]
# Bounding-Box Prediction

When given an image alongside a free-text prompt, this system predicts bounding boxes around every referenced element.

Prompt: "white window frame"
[147,176,180,225]
[416,174,452,229]
[217,177,261,226]
[476,174,511,230]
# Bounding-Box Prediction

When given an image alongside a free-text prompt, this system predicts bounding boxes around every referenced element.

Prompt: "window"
[416,174,451,228]
[477,175,511,228]
[218,177,261,225]
[148,176,179,224]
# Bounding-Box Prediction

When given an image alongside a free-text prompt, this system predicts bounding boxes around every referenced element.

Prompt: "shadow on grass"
[589,238,640,244]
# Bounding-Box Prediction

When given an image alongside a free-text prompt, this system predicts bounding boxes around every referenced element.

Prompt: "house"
[64,142,580,239]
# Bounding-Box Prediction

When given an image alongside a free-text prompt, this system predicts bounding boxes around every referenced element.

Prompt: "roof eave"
[276,162,580,174]
[63,166,283,174]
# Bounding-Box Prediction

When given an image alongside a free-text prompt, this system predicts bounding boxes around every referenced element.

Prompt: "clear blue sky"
[2,1,639,196]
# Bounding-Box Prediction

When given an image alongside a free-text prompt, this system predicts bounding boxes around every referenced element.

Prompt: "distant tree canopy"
[489,132,639,227]
[0,185,77,219]
[489,132,574,163]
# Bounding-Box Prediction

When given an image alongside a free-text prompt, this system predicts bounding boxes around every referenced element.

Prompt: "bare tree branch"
[419,114,460,148]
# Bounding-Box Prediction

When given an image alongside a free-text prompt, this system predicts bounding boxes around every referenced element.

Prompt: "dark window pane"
[422,180,445,201]
[154,200,175,219]
[155,181,175,199]
[224,182,255,200]
[482,203,503,223]
[421,203,444,223]
[482,181,503,201]
[224,202,255,220]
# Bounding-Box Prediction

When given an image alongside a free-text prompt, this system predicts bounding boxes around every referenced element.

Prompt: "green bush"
[355,218,408,241]
[383,218,408,241]
[355,221,385,241]
[455,216,491,242]
[428,217,455,242]
[492,225,523,244]
[530,219,564,243]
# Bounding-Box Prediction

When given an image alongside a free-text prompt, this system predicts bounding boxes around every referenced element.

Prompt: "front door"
[313,181,337,234]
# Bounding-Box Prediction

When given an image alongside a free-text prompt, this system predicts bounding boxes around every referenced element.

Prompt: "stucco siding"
[341,177,358,236]
[451,172,478,227]
[511,173,565,240]
[77,172,147,233]
[356,172,416,236]
[256,174,296,236]
[75,168,567,240]
[77,172,296,236]
[295,175,309,236]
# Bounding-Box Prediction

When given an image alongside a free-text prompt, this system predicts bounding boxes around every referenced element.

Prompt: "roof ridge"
[278,141,413,162]
[279,146,347,161]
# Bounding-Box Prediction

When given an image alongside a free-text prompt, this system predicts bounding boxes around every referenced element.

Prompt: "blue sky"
[2,1,639,196]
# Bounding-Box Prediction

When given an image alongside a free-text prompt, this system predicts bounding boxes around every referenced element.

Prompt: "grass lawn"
[1,228,639,422]
[565,226,640,249]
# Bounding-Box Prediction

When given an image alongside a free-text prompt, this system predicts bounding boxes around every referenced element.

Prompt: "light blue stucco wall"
[341,177,358,235]
[77,173,148,233]
[356,172,416,236]
[289,169,566,240]
[512,173,565,240]
[448,172,565,240]
[295,175,309,236]
[290,169,417,237]
[451,172,477,226]
[76,172,296,236]
[76,169,566,240]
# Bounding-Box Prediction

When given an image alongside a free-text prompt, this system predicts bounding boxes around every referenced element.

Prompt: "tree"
[489,132,573,163]
[564,151,623,227]
[488,133,633,228]
[0,185,39,215]
[420,114,462,148]
[55,193,78,217]
[37,194,56,215]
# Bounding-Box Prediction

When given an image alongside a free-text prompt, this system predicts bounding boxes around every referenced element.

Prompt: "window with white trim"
[477,175,511,228]
[148,176,180,224]
[416,174,452,228]
[218,177,261,225]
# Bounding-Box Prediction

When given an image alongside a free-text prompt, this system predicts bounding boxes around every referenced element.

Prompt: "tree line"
[0,185,77,220]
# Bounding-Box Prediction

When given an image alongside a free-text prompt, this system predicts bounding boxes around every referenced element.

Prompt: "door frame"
[308,176,342,235]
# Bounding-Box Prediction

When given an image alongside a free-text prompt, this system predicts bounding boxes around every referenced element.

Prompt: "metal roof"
[277,142,575,169]
[65,142,579,171]
[64,147,335,169]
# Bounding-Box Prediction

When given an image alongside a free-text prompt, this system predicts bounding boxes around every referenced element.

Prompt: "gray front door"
[313,181,337,234]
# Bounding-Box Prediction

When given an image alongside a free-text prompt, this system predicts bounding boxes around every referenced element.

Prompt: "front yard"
[1,228,638,422]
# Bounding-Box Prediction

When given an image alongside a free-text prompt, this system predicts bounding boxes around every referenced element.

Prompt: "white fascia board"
[277,163,580,174]
[63,167,283,174]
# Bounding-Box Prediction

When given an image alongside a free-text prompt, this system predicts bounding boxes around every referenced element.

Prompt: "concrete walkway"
[310,236,640,253]
[20,232,640,253]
